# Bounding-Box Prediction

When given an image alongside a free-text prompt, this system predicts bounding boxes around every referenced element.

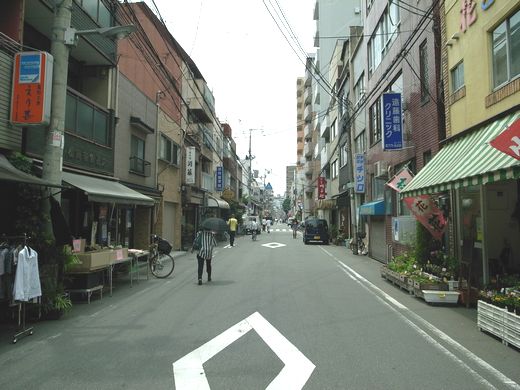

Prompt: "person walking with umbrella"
[192,217,225,285]
[227,214,238,246]
[192,228,217,285]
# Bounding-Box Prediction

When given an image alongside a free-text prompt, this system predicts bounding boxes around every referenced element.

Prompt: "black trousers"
[197,255,212,280]
[229,231,236,246]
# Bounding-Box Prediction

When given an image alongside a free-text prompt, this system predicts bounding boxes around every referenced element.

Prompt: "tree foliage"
[282,197,291,213]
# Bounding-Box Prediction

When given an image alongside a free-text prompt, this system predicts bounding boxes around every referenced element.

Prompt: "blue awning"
[359,200,385,216]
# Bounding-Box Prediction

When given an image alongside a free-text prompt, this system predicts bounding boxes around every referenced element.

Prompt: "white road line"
[320,247,520,390]
[172,312,315,390]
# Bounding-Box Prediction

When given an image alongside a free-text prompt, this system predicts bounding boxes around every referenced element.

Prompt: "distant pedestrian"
[227,214,238,246]
[291,219,299,239]
[192,229,217,285]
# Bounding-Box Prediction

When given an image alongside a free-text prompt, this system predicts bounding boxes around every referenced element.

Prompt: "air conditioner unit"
[374,161,388,178]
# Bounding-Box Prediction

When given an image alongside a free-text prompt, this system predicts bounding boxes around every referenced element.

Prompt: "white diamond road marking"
[172,311,315,390]
[262,242,286,249]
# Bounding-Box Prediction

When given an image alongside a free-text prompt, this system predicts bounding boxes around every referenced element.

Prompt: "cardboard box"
[69,250,111,271]
[109,248,129,262]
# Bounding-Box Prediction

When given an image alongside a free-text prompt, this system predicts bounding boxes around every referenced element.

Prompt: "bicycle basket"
[157,238,172,254]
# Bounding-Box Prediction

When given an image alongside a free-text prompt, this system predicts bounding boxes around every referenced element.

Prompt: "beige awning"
[0,154,60,187]
[62,171,155,206]
[207,195,230,209]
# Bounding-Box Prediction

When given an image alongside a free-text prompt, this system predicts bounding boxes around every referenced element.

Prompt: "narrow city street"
[0,225,518,390]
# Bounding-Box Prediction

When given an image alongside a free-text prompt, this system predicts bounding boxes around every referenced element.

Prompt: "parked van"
[303,218,329,245]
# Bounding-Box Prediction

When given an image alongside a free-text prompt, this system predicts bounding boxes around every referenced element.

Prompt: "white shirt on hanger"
[13,246,41,301]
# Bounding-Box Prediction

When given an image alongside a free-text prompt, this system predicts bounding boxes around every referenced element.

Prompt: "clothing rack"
[1,233,37,343]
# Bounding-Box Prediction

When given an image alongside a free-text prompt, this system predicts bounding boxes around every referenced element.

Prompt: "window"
[368,3,400,75]
[331,160,338,179]
[331,119,337,140]
[492,9,520,88]
[340,144,348,168]
[355,131,366,154]
[159,135,180,165]
[419,40,429,102]
[369,98,381,144]
[451,61,465,92]
[423,150,432,166]
[130,135,145,174]
[354,74,365,107]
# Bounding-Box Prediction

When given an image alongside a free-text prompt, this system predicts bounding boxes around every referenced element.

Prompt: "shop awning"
[402,112,520,197]
[359,200,385,216]
[62,172,155,206]
[207,195,230,209]
[0,154,61,187]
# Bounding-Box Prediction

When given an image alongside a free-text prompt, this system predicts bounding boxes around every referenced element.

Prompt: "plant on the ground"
[388,251,417,275]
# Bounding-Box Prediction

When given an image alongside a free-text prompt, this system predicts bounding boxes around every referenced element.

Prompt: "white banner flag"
[185,146,195,184]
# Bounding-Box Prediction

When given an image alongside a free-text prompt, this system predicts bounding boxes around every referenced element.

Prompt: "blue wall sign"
[382,92,403,150]
[354,153,365,193]
[215,166,223,191]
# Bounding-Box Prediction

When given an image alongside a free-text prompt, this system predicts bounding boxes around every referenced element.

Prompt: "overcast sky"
[141,0,316,196]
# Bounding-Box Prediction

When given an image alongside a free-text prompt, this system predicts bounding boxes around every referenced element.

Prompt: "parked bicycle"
[149,234,175,278]
[349,231,367,255]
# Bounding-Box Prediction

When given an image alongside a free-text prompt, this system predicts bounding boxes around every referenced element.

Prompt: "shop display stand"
[1,233,37,344]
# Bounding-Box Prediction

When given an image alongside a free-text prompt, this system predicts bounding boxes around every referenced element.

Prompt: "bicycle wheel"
[150,253,175,278]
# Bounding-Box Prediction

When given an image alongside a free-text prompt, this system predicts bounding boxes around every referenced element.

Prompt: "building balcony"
[305,160,314,176]
[25,87,115,175]
[304,122,313,140]
[304,142,314,159]
[129,156,151,177]
[187,79,215,123]
[223,156,237,176]
[320,116,330,140]
[305,67,312,87]
[320,144,329,169]
[303,87,312,105]
[25,0,117,66]
[304,105,313,123]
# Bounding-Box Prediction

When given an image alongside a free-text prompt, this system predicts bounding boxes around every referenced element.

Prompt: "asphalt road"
[0,224,519,389]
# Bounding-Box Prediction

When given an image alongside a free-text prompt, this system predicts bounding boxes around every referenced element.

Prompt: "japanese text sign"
[489,118,520,161]
[404,195,447,240]
[215,166,223,191]
[386,167,414,192]
[382,92,403,151]
[10,51,53,126]
[318,176,326,199]
[354,153,365,193]
[185,146,195,184]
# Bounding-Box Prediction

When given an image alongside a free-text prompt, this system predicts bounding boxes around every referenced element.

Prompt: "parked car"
[303,218,329,245]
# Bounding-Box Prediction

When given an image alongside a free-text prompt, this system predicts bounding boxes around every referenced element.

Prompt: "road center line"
[320,247,520,389]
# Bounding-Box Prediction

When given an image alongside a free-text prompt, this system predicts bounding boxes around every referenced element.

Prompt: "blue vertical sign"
[354,153,365,193]
[215,166,223,191]
[382,92,403,150]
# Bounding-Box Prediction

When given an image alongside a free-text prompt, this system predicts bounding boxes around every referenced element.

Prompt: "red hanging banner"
[404,195,447,240]
[317,177,326,200]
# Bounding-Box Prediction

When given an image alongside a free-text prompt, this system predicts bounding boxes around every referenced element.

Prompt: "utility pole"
[345,106,359,254]
[247,129,255,215]
[42,0,72,195]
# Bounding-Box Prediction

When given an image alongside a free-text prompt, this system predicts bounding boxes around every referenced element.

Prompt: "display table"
[128,249,150,281]
[68,285,103,304]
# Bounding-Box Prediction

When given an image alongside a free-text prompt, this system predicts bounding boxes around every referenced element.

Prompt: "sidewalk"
[325,244,520,383]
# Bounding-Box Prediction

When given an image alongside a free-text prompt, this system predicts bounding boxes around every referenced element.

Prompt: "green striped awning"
[401,112,520,197]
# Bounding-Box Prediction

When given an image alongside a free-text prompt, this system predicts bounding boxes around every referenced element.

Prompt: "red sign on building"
[10,51,53,126]
[318,177,326,200]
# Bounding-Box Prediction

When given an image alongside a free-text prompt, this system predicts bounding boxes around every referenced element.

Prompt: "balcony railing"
[129,156,151,177]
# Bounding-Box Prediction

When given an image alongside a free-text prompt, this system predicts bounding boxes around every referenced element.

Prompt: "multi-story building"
[285,165,296,198]
[402,1,520,288]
